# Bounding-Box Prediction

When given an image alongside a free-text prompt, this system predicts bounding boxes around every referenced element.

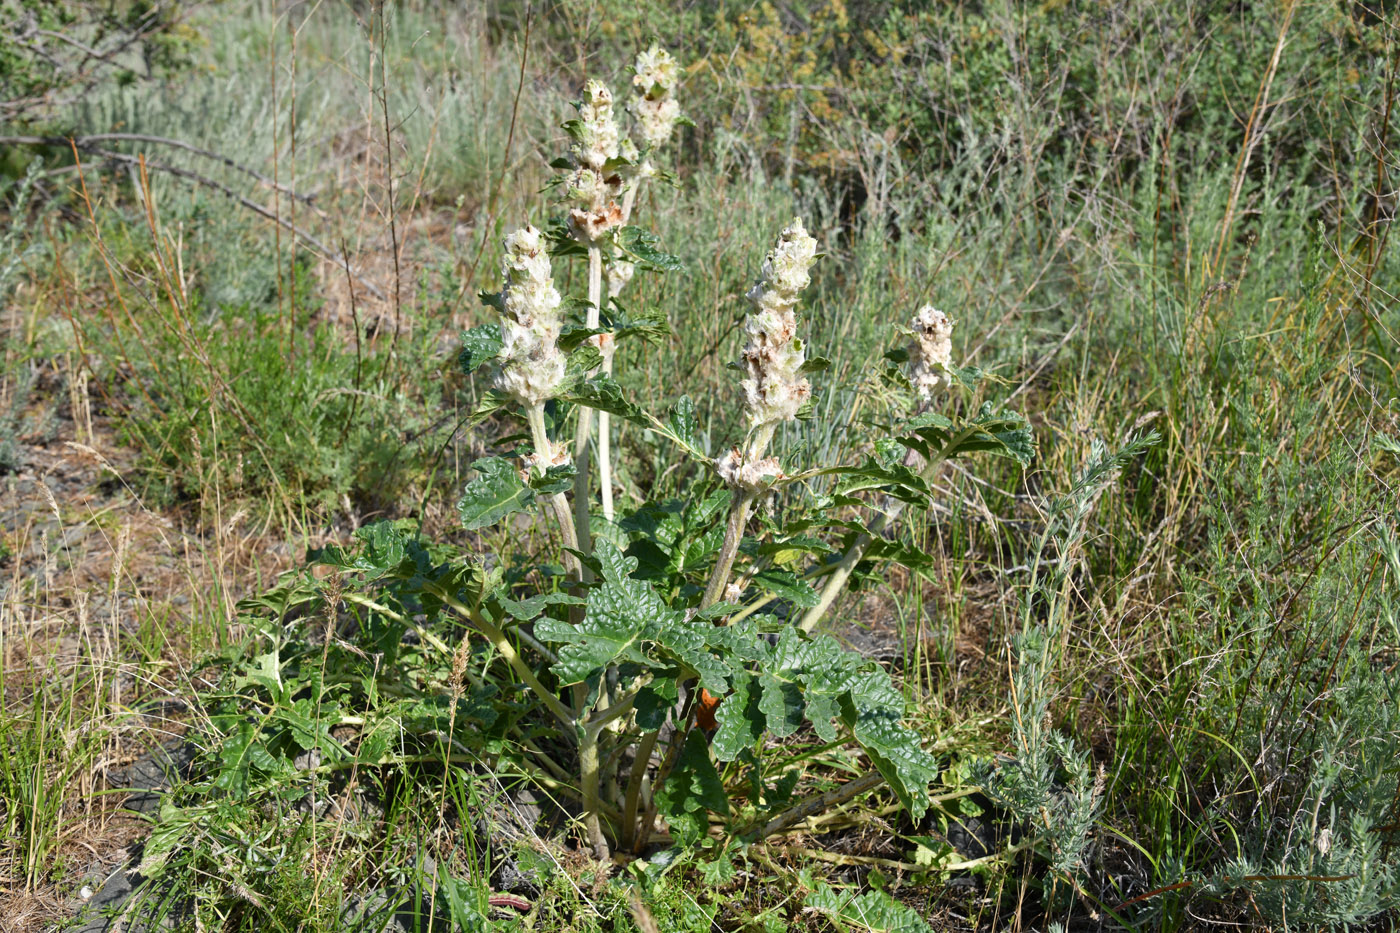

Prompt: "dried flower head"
[714,447,782,492]
[494,225,566,406]
[739,218,818,429]
[630,45,683,150]
[908,305,954,400]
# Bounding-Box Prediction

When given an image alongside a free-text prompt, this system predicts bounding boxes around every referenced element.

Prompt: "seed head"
[494,225,567,407]
[739,218,818,429]
[907,305,954,400]
[630,45,683,150]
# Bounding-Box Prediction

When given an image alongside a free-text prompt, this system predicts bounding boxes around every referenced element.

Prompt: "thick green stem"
[579,726,610,860]
[621,728,659,850]
[701,424,776,609]
[701,490,756,610]
[432,588,576,739]
[798,424,977,633]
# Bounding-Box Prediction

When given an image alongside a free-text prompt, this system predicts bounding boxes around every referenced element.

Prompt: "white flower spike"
[630,44,683,150]
[494,225,567,409]
[740,218,818,429]
[908,305,954,400]
[567,80,626,244]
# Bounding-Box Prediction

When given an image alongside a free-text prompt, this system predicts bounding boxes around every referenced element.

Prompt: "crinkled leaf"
[635,677,679,730]
[496,591,585,621]
[458,457,535,530]
[535,541,733,692]
[805,883,935,933]
[618,225,683,272]
[565,374,643,419]
[900,403,1035,466]
[654,729,727,845]
[712,676,761,761]
[458,322,503,374]
[751,569,819,608]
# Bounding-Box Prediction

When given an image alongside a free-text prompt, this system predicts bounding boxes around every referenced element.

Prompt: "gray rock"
[108,739,197,814]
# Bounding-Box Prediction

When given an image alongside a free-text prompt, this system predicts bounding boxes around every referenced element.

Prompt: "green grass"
[2,0,1398,930]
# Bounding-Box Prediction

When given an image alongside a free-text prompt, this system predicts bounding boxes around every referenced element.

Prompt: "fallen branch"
[8,137,386,301]
[0,133,318,205]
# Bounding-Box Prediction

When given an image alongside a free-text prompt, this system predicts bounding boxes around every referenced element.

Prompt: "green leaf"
[458,457,535,531]
[654,729,728,845]
[564,374,642,419]
[900,403,1035,466]
[804,883,935,933]
[565,343,604,382]
[712,676,761,761]
[751,569,819,608]
[459,322,504,375]
[618,225,683,272]
[666,395,700,451]
[535,541,735,693]
[635,678,679,730]
[799,355,831,374]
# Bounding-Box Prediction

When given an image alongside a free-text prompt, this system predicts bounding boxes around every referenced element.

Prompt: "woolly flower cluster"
[630,45,682,150]
[908,305,954,399]
[571,79,620,171]
[739,218,818,428]
[494,226,566,408]
[714,448,782,492]
[567,80,626,243]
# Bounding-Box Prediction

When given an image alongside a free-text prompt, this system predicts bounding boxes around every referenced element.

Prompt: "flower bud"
[714,447,783,492]
[572,79,620,172]
[607,259,635,299]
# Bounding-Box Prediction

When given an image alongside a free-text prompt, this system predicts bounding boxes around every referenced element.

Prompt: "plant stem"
[572,245,603,567]
[599,392,615,522]
[621,728,659,850]
[526,405,582,581]
[700,424,776,609]
[620,166,644,224]
[579,727,610,860]
[798,424,977,633]
[702,489,756,609]
[432,588,577,739]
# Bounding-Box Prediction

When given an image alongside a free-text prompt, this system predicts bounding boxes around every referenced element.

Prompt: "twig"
[0,134,318,204]
[31,143,386,300]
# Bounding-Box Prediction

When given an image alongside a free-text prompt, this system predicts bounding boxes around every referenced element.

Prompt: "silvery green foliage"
[981,628,1102,878]
[1201,638,1400,927]
[0,161,44,301]
[983,434,1159,880]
